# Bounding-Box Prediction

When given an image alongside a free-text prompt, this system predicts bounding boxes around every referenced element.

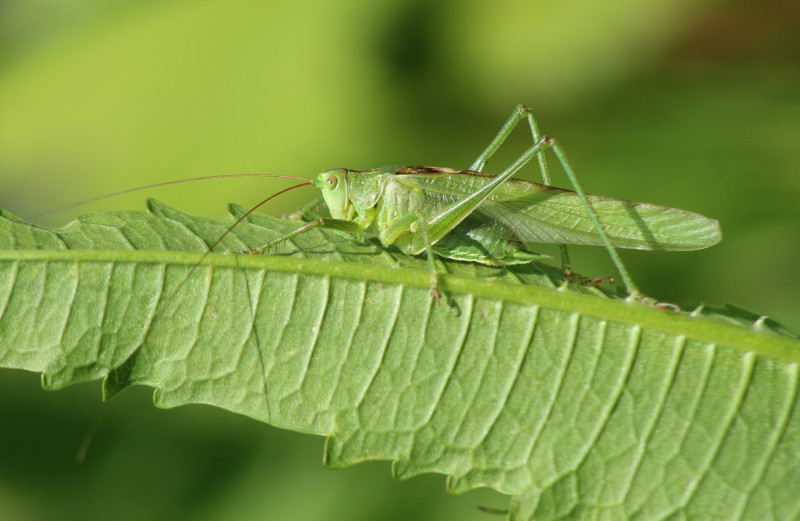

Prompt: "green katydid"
[231,105,720,301]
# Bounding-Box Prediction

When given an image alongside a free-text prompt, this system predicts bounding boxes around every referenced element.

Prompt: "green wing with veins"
[393,170,722,251]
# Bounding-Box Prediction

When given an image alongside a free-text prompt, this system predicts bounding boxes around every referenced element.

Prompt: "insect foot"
[564,268,615,288]
[429,273,442,305]
[628,293,682,313]
[654,301,682,312]
[586,276,614,287]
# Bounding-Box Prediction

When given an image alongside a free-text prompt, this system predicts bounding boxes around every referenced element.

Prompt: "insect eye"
[326,176,338,189]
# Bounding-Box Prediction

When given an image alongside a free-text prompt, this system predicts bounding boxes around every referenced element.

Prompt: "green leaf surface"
[1,200,798,521]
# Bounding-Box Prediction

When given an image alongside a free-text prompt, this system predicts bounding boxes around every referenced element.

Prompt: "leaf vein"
[524,311,582,482]
[677,349,757,517]
[741,361,800,514]
[623,334,688,514]
[570,322,640,488]
[245,266,271,420]
[355,283,404,425]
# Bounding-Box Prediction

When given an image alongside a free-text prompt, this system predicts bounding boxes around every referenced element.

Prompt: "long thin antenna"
[159,181,313,314]
[28,173,311,221]
[75,401,109,464]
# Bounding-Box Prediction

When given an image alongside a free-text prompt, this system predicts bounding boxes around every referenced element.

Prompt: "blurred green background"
[1,1,799,520]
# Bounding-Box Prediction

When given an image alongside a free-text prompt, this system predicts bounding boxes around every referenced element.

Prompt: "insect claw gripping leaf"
[654,301,682,312]
[430,281,443,304]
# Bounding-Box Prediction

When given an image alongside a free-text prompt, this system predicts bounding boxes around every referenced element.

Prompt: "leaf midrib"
[1,247,797,361]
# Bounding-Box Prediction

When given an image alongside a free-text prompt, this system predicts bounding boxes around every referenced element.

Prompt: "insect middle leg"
[470,104,575,276]
[380,211,442,300]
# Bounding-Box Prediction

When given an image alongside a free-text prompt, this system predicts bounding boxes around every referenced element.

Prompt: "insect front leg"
[471,104,575,276]
[247,218,364,254]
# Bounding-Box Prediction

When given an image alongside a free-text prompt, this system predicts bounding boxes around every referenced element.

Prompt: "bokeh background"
[1,1,799,520]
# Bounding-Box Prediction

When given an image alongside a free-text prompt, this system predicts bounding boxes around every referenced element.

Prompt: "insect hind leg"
[380,211,443,301]
[476,131,642,298]
[546,138,642,299]
[471,105,576,277]
[470,104,550,177]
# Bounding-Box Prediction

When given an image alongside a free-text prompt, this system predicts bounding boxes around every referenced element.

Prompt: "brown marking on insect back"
[399,166,570,197]
[399,165,548,188]
[398,166,458,175]
[347,165,403,174]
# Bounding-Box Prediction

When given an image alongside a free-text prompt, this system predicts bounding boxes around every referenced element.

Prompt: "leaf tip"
[689,303,705,317]
[446,473,473,494]
[101,355,138,400]
[390,460,411,480]
[40,372,56,390]
[228,203,250,218]
[101,370,126,400]
[322,435,348,469]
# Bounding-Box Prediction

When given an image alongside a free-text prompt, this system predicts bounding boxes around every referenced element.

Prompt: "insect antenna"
[160,180,314,313]
[75,401,110,463]
[27,173,312,221]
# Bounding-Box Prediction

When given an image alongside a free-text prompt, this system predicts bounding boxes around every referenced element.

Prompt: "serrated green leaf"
[1,200,798,521]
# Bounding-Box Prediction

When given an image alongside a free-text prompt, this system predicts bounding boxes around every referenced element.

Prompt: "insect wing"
[393,170,721,251]
[502,189,723,250]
